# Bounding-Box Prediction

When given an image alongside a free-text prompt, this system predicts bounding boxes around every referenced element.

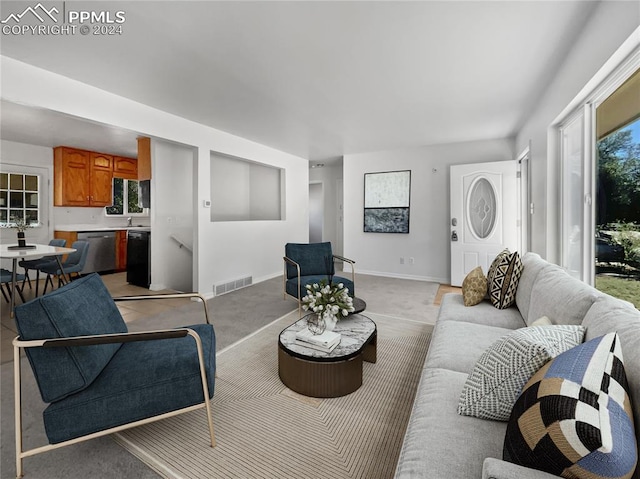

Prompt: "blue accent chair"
[38,240,90,294]
[12,273,216,477]
[19,238,67,296]
[283,242,356,315]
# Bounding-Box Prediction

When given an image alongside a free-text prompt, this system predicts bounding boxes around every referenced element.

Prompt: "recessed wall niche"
[210,152,285,222]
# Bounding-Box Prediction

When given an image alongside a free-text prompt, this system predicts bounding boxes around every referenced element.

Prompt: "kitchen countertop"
[55,224,151,232]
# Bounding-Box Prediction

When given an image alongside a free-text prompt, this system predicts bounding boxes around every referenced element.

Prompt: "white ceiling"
[0,1,598,162]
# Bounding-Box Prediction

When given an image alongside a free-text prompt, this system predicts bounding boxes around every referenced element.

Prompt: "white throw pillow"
[457,325,585,421]
[529,316,552,327]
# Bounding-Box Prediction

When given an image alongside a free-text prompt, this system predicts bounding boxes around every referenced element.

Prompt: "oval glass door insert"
[467,177,497,239]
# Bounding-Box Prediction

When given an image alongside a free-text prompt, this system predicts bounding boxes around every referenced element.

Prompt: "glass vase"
[307,314,326,335]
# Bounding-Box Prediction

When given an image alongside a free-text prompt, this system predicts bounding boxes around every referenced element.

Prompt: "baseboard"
[252,271,282,284]
[354,269,448,284]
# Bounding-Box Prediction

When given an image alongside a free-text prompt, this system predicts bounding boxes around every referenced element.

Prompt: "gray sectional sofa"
[394,252,640,479]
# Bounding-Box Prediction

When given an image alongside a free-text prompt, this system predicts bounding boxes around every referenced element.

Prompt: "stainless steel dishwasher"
[77,231,117,274]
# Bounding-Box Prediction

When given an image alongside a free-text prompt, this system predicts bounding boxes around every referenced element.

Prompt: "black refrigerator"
[127,230,150,288]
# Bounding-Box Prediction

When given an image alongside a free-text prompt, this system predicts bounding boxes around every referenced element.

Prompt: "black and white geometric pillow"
[504,332,638,479]
[488,249,523,309]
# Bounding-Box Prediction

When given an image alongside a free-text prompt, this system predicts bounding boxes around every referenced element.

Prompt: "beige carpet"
[115,311,433,479]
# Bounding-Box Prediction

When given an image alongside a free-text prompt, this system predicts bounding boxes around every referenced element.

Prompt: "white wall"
[0,140,54,269]
[515,1,640,261]
[152,140,195,292]
[343,138,514,283]
[2,57,309,295]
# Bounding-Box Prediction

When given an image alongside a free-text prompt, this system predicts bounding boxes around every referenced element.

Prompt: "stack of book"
[295,328,341,353]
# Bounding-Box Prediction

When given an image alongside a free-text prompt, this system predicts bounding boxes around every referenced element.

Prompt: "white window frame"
[0,170,42,227]
[551,30,640,285]
[104,178,149,217]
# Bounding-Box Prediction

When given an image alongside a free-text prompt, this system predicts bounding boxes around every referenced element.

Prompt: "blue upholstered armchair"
[283,242,356,315]
[12,273,216,478]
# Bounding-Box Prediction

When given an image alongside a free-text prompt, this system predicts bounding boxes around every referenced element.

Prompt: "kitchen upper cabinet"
[54,147,90,206]
[137,137,151,180]
[90,152,114,206]
[113,156,138,180]
[54,147,116,207]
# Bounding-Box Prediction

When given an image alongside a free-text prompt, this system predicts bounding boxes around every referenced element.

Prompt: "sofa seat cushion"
[504,333,637,479]
[286,275,354,298]
[395,368,507,478]
[426,320,514,374]
[458,325,585,421]
[43,323,216,444]
[14,273,128,403]
[437,293,526,330]
[526,267,600,326]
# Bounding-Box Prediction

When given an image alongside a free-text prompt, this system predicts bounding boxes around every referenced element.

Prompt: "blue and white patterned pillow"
[504,332,638,479]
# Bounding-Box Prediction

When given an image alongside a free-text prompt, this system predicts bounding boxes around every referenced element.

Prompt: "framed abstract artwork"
[363,170,411,233]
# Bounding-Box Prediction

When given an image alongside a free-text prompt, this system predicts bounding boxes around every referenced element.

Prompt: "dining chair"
[283,242,356,316]
[39,240,90,294]
[19,239,67,297]
[0,268,27,304]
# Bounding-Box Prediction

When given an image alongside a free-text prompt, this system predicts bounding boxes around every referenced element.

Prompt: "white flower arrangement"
[301,279,355,320]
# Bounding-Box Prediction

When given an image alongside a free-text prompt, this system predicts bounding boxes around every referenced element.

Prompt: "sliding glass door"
[560,105,595,282]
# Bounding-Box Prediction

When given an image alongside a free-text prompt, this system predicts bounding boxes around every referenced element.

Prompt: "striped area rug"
[115,311,433,479]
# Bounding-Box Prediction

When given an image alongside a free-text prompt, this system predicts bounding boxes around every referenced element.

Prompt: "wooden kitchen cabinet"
[90,152,114,206]
[113,156,138,180]
[54,147,113,207]
[116,230,128,271]
[137,137,151,180]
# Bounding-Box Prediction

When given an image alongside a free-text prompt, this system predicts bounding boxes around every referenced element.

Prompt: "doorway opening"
[309,182,323,243]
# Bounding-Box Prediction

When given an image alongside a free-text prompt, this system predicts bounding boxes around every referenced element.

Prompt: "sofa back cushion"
[515,253,553,323]
[583,295,640,472]
[285,242,334,278]
[526,266,600,326]
[14,273,127,403]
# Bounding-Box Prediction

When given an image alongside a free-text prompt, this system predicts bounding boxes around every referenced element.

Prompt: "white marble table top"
[0,244,76,259]
[279,313,376,361]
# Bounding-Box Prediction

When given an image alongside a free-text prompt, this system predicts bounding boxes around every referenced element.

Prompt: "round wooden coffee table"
[278,313,377,398]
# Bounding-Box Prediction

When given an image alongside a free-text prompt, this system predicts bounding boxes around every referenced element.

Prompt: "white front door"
[450,161,520,286]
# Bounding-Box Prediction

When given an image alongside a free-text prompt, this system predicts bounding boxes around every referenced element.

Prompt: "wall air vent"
[214,276,253,296]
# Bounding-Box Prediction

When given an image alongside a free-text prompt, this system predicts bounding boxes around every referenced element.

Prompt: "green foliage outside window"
[597,127,640,225]
[106,178,144,215]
